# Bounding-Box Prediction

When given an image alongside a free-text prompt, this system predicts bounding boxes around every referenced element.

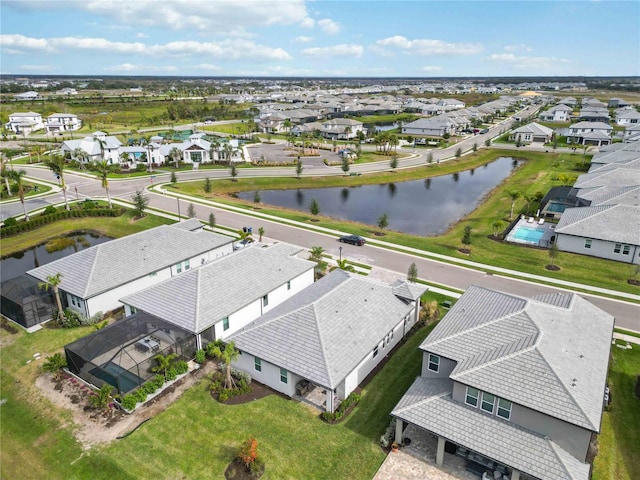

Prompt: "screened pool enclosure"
[1,275,55,328]
[65,312,196,394]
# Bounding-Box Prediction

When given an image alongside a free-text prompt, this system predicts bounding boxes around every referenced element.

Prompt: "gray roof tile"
[421,286,614,430]
[27,224,233,298]
[230,270,419,389]
[121,243,315,334]
[555,204,640,244]
[393,377,590,480]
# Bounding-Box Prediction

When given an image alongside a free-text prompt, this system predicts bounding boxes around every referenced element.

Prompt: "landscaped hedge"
[321,392,361,423]
[0,207,125,237]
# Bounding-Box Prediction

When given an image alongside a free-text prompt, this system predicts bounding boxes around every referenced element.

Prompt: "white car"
[233,238,254,251]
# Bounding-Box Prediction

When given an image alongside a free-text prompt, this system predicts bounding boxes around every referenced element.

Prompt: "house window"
[254,357,262,372]
[262,295,269,307]
[622,245,630,255]
[390,329,394,339]
[287,280,291,291]
[481,392,496,414]
[428,354,440,373]
[280,368,288,384]
[149,271,157,277]
[614,243,622,254]
[497,398,512,420]
[373,345,379,358]
[465,386,479,407]
[184,259,190,270]
[584,239,592,249]
[222,317,229,331]
[176,262,182,274]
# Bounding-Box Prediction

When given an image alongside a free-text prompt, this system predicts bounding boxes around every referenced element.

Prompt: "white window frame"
[254,357,262,372]
[481,392,496,414]
[184,259,190,270]
[584,239,592,249]
[373,345,379,358]
[280,368,288,384]
[465,386,479,407]
[262,294,269,307]
[614,243,622,254]
[497,398,512,420]
[428,353,440,373]
[176,262,182,274]
[222,317,229,331]
[287,280,291,290]
[622,245,630,255]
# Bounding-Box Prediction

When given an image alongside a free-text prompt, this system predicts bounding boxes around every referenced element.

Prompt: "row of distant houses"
[4,111,82,135]
[59,131,243,168]
[538,96,640,126]
[20,218,614,480]
[509,120,618,147]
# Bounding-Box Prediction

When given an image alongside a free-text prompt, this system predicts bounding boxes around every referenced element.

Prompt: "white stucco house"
[229,269,426,412]
[392,285,614,480]
[615,109,640,126]
[567,122,613,146]
[45,113,82,134]
[538,104,572,122]
[27,220,234,319]
[402,117,457,137]
[120,242,316,350]
[61,131,123,164]
[5,112,44,135]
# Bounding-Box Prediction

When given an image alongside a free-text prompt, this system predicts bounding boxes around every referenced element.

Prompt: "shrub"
[43,205,57,215]
[82,200,96,210]
[121,394,138,411]
[321,392,361,422]
[195,349,206,364]
[174,360,189,375]
[3,217,17,227]
[134,389,147,403]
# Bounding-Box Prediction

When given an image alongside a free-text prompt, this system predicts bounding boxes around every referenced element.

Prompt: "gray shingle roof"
[555,204,640,244]
[120,243,315,334]
[511,122,553,136]
[574,168,640,189]
[27,224,233,298]
[421,286,613,431]
[577,185,640,207]
[229,269,420,389]
[392,377,590,480]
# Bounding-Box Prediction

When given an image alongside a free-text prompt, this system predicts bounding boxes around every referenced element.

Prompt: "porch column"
[326,389,334,413]
[436,436,445,467]
[196,334,203,351]
[511,469,520,480]
[394,418,403,444]
[414,298,421,324]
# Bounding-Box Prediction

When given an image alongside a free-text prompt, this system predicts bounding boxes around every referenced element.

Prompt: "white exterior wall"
[232,353,298,397]
[556,233,640,265]
[214,268,313,340]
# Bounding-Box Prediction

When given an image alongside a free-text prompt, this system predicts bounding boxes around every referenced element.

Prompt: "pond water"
[238,157,520,236]
[375,122,400,132]
[1,231,111,282]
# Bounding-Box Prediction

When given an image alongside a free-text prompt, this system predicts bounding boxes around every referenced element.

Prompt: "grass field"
[0,292,441,480]
[171,148,637,296]
[592,345,640,480]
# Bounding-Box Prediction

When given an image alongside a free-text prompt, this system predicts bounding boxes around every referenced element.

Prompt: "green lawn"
[592,345,640,480]
[0,293,440,480]
[171,149,638,296]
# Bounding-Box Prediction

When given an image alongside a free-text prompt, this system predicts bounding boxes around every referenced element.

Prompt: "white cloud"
[19,64,53,72]
[317,18,341,35]
[193,63,222,71]
[293,36,313,43]
[0,34,292,61]
[374,35,483,56]
[300,17,315,28]
[504,43,532,52]
[487,53,572,70]
[421,66,442,73]
[136,32,149,39]
[104,63,139,72]
[301,44,363,58]
[81,0,310,34]
[104,63,177,72]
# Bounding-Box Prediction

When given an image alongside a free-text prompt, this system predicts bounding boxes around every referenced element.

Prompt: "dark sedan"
[339,235,366,246]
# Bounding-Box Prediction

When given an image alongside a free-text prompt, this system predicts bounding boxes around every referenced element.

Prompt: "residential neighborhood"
[1,1,639,479]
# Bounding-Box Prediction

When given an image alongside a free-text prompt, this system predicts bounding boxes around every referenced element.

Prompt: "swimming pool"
[511,226,546,244]
[90,362,143,394]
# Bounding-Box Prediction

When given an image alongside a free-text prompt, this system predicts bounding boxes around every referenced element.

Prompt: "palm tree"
[308,246,325,263]
[45,155,70,210]
[72,148,87,169]
[1,154,12,196]
[407,263,418,282]
[94,137,107,162]
[491,220,505,238]
[9,169,30,220]
[169,147,182,169]
[208,341,239,390]
[152,353,178,381]
[336,259,355,272]
[38,273,65,323]
[94,160,112,208]
[507,190,521,220]
[258,227,265,242]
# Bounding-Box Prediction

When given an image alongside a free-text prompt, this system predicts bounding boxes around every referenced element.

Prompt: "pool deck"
[505,216,556,247]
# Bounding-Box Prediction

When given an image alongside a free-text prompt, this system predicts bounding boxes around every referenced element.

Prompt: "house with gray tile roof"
[615,108,640,126]
[508,122,554,144]
[229,269,426,412]
[121,242,316,348]
[392,285,614,480]
[538,104,573,122]
[567,122,613,146]
[27,222,234,319]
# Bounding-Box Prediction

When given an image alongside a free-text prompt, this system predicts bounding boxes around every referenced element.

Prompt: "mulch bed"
[628,279,640,286]
[458,248,471,255]
[210,380,286,406]
[545,264,561,271]
[224,458,264,480]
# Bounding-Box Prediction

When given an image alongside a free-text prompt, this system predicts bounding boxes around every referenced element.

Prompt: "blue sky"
[1,0,638,77]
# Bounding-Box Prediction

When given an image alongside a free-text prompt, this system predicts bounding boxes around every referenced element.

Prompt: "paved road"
[4,106,639,332]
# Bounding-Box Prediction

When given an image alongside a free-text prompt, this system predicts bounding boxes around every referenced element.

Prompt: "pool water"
[91,362,143,394]
[512,226,545,242]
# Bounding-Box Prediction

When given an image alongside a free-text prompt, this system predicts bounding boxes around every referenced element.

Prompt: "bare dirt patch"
[35,362,216,450]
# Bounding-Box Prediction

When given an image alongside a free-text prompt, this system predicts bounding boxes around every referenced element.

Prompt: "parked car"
[339,235,366,246]
[233,238,254,250]
[480,128,489,134]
